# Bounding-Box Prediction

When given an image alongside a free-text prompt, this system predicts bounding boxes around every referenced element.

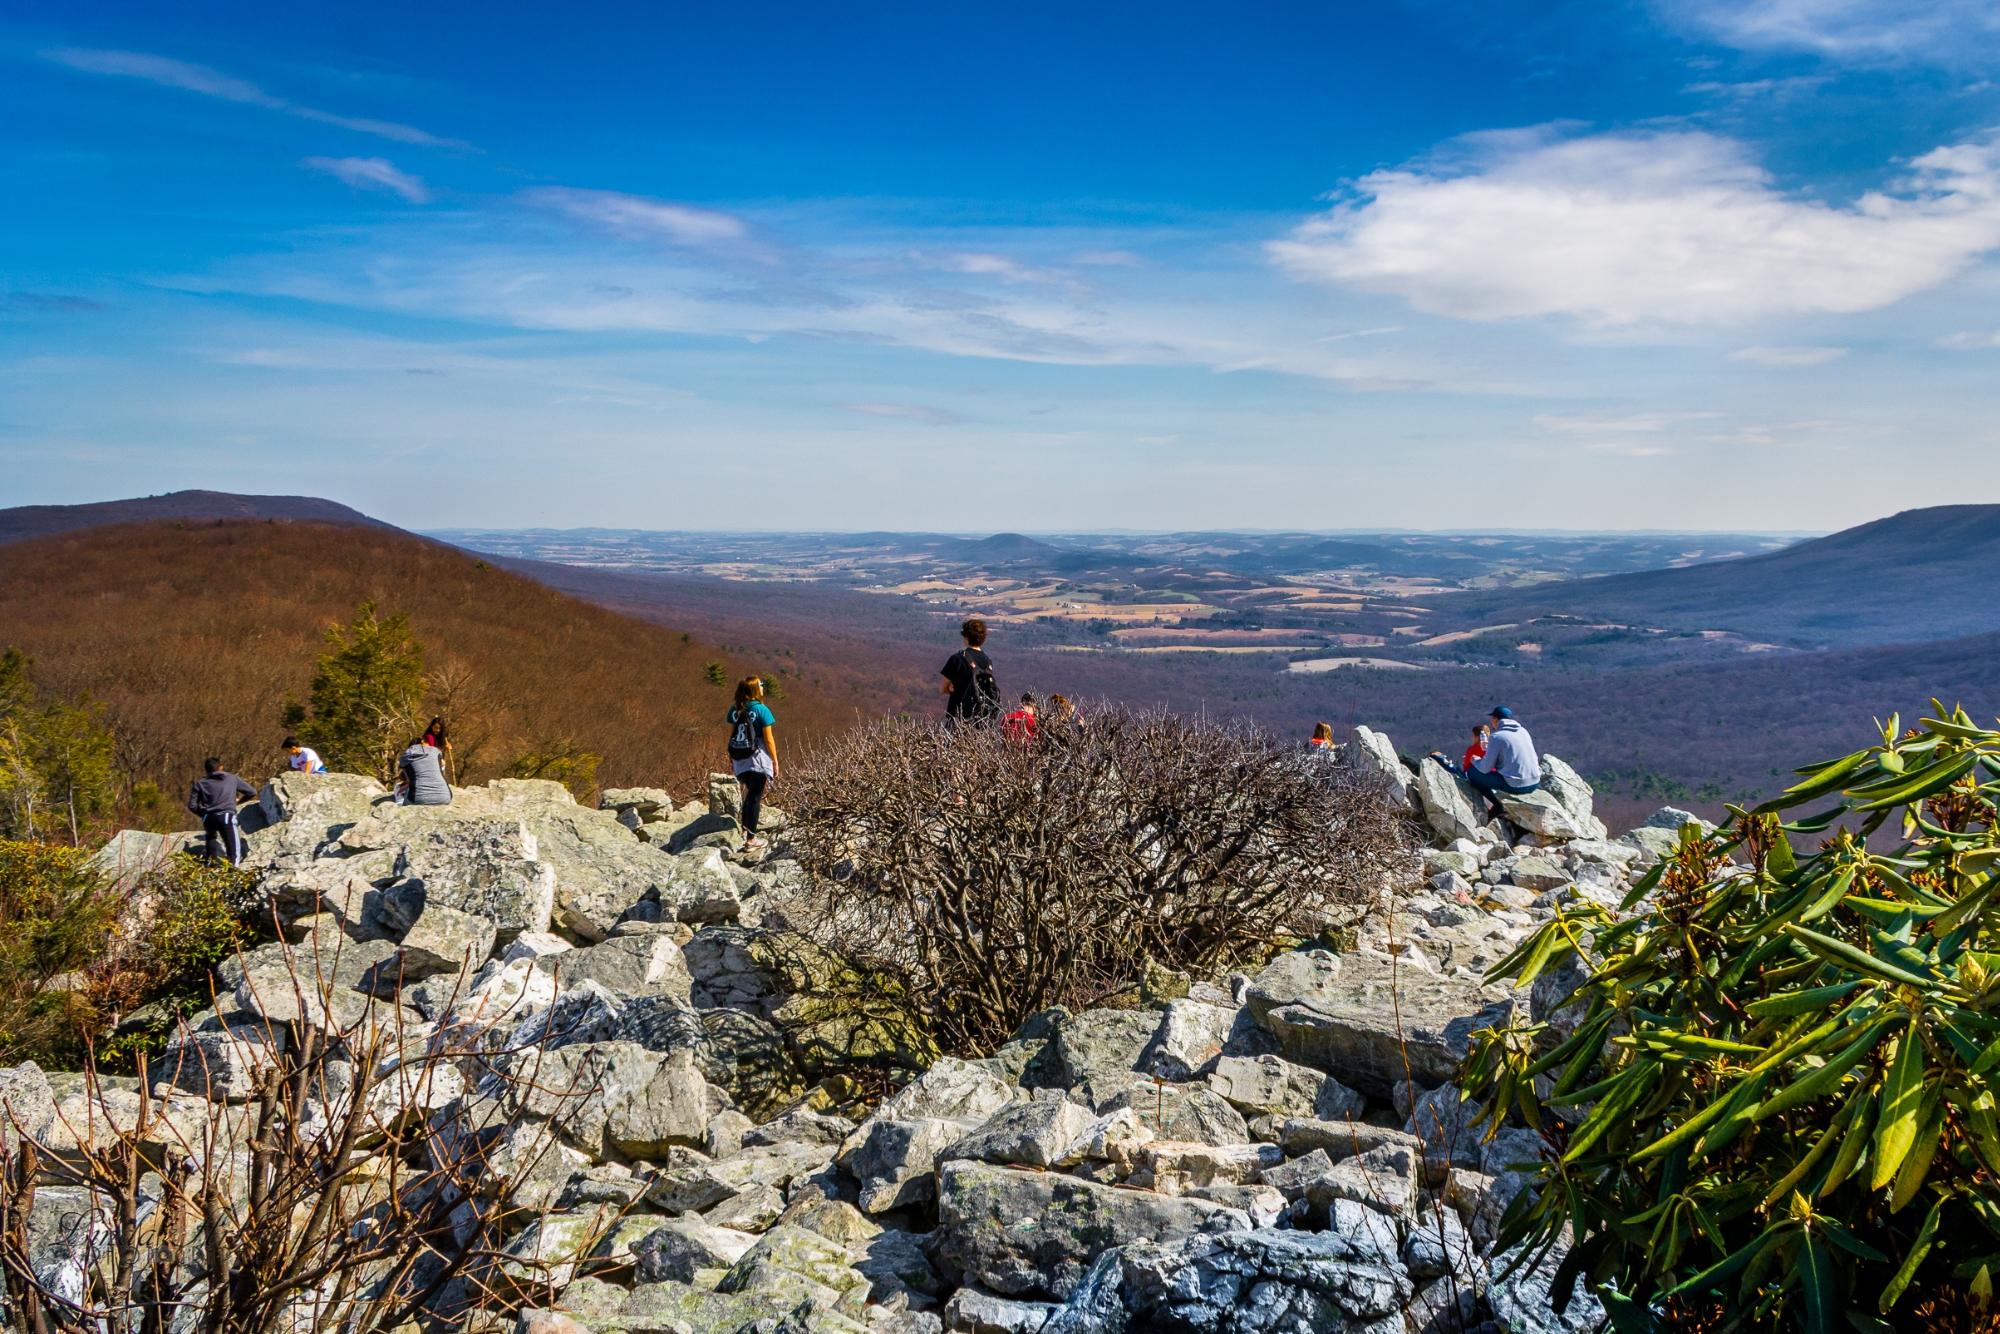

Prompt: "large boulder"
[502,1040,710,1161]
[1412,760,1487,846]
[1024,1009,1159,1092]
[935,1160,1250,1302]
[384,819,556,942]
[1496,789,1583,841]
[1042,1204,1411,1333]
[1244,950,1515,1098]
[248,772,387,870]
[1344,726,1412,812]
[1539,756,1607,842]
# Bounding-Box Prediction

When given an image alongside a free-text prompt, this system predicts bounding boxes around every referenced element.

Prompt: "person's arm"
[235,776,258,804]
[761,725,779,780]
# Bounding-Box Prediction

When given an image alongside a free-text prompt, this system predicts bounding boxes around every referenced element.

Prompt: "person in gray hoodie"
[1432,706,1541,818]
[396,737,452,806]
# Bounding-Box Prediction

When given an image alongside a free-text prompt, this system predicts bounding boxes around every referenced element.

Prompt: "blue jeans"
[1436,757,1538,817]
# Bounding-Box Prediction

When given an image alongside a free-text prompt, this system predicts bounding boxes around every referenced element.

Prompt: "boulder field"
[5,727,1704,1332]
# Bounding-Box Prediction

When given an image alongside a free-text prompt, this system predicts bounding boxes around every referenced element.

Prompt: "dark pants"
[201,809,244,865]
[736,770,768,837]
[1464,766,1539,818]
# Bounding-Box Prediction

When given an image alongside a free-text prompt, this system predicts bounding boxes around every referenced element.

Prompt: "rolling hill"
[1433,505,2000,648]
[0,519,862,822]
[0,490,390,545]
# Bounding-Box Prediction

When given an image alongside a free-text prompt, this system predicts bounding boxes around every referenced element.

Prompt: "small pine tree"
[290,602,425,780]
[703,662,727,688]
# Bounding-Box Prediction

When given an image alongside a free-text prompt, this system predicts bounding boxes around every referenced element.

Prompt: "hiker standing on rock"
[940,618,1000,726]
[395,737,452,807]
[188,757,258,865]
[727,676,779,852]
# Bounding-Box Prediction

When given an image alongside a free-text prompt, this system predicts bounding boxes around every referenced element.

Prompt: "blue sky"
[5,1,2000,531]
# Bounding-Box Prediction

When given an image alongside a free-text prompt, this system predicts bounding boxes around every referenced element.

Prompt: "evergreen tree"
[287,603,425,780]
[32,698,115,846]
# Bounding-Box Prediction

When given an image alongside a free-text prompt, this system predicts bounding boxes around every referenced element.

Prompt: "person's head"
[960,618,987,648]
[1020,693,1036,710]
[1049,693,1074,719]
[425,716,446,738]
[1471,725,1487,738]
[1311,721,1334,744]
[283,735,302,753]
[1489,706,1515,725]
[735,676,765,706]
[203,757,222,776]
[408,737,427,750]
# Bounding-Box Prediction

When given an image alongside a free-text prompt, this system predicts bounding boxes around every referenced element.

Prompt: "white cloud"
[1937,330,2000,348]
[303,156,430,203]
[1269,130,2000,326]
[1535,411,1724,434]
[523,187,756,251]
[845,402,960,425]
[1728,344,1848,366]
[44,47,463,148]
[930,251,1070,285]
[1669,0,2000,61]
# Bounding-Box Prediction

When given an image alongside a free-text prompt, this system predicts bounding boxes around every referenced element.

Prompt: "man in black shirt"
[187,757,258,865]
[940,618,1000,724]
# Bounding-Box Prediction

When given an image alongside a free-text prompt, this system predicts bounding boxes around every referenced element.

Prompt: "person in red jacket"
[1461,724,1489,772]
[1001,693,1039,744]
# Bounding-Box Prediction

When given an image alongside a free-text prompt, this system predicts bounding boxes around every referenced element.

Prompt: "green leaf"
[1887,1091,1944,1213]
[1797,1224,1838,1334]
[1879,1198,1941,1313]
[1798,868,1856,923]
[1746,980,1865,1019]
[1870,1017,1925,1191]
[1847,750,1978,811]
[1754,1015,1894,1122]
[1784,925,1935,989]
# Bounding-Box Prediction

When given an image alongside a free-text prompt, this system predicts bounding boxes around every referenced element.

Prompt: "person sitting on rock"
[726,676,779,852]
[187,757,258,864]
[283,735,326,774]
[395,736,452,806]
[1460,724,1488,772]
[1429,706,1541,818]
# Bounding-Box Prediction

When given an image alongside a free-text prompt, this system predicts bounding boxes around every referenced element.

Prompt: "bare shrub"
[0,944,601,1332]
[782,707,1409,1058]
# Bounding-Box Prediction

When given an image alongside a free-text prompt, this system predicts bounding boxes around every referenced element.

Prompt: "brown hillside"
[0,520,862,814]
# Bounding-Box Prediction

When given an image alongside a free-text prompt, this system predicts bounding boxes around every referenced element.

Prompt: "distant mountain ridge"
[0,490,389,545]
[1433,505,2000,648]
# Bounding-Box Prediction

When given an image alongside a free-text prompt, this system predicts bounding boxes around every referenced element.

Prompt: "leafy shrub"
[784,707,1406,1059]
[1464,705,2000,1332]
[0,839,121,1063]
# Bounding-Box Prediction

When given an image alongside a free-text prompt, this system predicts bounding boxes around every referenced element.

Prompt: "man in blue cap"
[1432,706,1542,820]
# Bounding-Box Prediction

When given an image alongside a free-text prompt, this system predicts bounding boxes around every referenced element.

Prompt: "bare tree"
[0,940,604,1333]
[781,707,1409,1058]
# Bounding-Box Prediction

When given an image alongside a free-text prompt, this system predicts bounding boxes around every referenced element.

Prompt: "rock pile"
[9,735,1704,1333]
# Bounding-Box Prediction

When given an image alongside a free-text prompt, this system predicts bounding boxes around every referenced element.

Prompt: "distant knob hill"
[0,490,1995,833]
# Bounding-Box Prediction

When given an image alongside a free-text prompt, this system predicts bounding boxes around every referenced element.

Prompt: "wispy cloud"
[303,155,430,203]
[927,251,1072,286]
[43,47,466,148]
[3,291,105,314]
[1071,249,1144,267]
[1666,0,2000,62]
[1728,345,1848,366]
[1270,129,2000,325]
[1937,330,2000,348]
[845,401,960,425]
[523,187,762,256]
[1536,411,1725,435]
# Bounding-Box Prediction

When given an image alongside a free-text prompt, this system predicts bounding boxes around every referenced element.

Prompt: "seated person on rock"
[1429,706,1541,818]
[395,736,453,806]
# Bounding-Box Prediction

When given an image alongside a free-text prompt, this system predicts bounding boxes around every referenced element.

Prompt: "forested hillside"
[0,521,860,827]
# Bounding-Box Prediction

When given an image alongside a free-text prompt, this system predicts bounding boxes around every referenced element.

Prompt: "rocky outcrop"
[19,745,1683,1334]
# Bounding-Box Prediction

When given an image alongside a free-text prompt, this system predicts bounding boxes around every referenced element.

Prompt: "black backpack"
[960,649,1000,718]
[727,705,764,760]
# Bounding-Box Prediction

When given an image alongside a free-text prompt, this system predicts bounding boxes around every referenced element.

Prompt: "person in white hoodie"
[1432,706,1541,819]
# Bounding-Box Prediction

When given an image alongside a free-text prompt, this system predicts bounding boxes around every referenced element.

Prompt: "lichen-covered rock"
[1345,725,1413,811]
[942,1096,1097,1170]
[631,1216,758,1282]
[1244,950,1514,1097]
[935,1159,1251,1302]
[1539,755,1608,842]
[1413,759,1487,846]
[1496,790,1583,841]
[502,1040,710,1161]
[1205,1053,1363,1123]
[1024,1009,1160,1092]
[848,1116,964,1213]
